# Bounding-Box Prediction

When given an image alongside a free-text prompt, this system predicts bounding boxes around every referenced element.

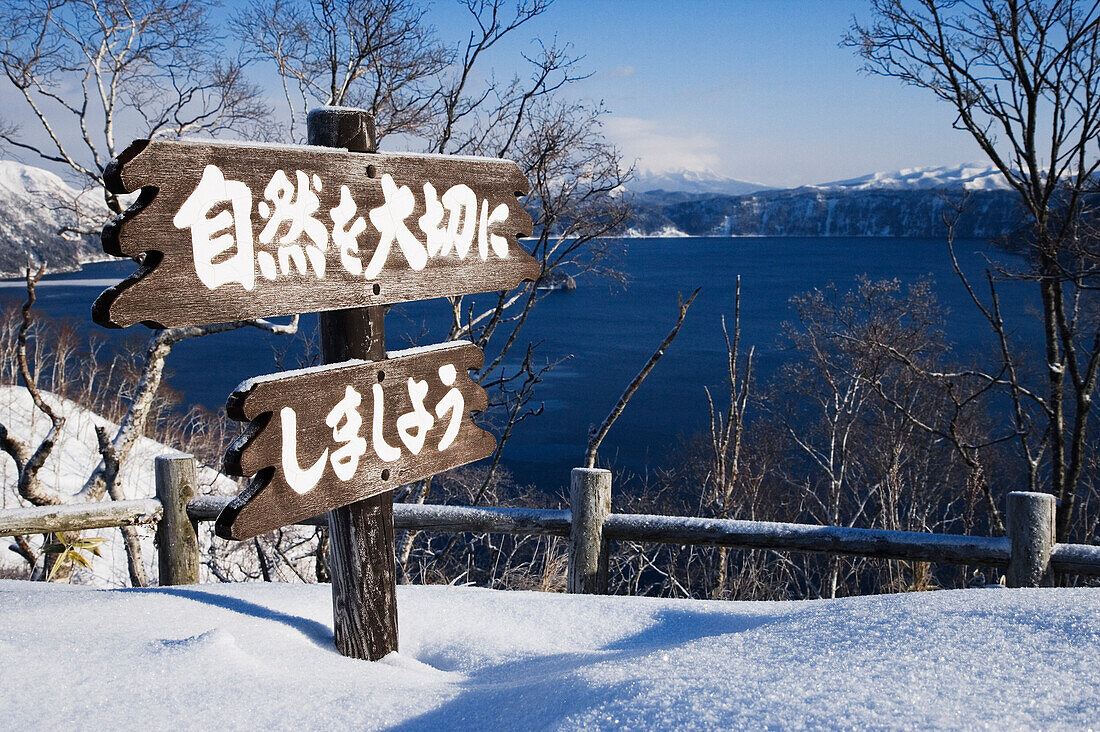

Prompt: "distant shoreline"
[2,234,995,281]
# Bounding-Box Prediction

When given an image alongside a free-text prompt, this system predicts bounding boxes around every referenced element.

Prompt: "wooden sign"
[93,139,539,328]
[215,340,494,540]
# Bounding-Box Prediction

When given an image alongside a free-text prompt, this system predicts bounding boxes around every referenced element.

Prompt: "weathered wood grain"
[93,138,539,328]
[602,514,1013,566]
[0,499,162,537]
[568,467,611,594]
[155,454,200,585]
[1006,491,1055,587]
[328,491,396,660]
[215,340,495,541]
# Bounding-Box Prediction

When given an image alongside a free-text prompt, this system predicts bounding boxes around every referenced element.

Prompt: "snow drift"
[1,581,1097,729]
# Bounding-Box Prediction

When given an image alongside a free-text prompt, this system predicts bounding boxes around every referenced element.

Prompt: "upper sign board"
[216,340,495,540]
[93,139,539,328]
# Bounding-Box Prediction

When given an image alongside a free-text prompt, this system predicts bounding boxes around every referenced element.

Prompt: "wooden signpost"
[94,107,537,661]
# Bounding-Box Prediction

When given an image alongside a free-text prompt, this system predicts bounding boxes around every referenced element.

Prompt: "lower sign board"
[216,340,494,540]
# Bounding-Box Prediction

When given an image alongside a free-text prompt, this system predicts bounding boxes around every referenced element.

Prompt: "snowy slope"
[0,385,237,585]
[1,581,1097,729]
[0,160,111,277]
[620,164,1023,238]
[629,168,772,196]
[814,164,1013,192]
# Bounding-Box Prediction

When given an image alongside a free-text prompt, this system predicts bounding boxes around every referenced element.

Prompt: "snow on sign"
[92,139,539,328]
[216,341,493,541]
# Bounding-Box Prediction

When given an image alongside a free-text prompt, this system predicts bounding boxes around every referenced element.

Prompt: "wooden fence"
[3,455,1099,590]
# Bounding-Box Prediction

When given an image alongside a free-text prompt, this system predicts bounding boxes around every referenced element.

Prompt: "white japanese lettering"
[366,174,428,278]
[258,169,329,279]
[173,165,256,291]
[280,406,328,494]
[325,385,367,481]
[371,382,401,463]
[441,183,477,259]
[396,377,434,455]
[331,185,366,276]
[175,165,517,291]
[435,363,464,451]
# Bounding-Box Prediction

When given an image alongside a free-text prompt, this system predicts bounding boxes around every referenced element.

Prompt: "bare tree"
[0,1,295,585]
[847,0,1100,542]
[0,0,268,214]
[1,267,65,512]
[232,0,449,141]
[585,289,698,469]
[703,277,753,598]
[774,278,956,597]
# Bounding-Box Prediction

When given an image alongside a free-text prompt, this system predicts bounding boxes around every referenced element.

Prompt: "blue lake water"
[1,237,1038,493]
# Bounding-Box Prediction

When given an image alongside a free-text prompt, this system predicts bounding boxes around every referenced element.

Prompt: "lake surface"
[1,237,1038,493]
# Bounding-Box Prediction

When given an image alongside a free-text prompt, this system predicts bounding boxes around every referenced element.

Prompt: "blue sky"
[0,0,990,190]
[425,0,987,187]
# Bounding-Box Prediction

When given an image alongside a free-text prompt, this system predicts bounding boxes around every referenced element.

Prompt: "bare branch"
[585,289,699,469]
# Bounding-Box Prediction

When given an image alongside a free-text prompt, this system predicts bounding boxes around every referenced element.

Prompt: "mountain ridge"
[0,160,110,278]
[620,164,1024,238]
[0,160,1031,280]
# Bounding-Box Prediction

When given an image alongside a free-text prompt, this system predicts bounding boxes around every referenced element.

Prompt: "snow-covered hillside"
[629,168,772,196]
[622,164,1024,238]
[2,581,1097,729]
[815,164,1013,192]
[0,386,236,585]
[0,160,111,277]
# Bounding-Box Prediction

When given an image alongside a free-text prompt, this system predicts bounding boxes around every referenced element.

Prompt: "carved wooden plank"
[215,340,494,540]
[93,139,539,328]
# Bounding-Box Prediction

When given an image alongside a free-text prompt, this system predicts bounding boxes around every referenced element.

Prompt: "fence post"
[155,454,200,585]
[568,467,611,594]
[1006,491,1055,588]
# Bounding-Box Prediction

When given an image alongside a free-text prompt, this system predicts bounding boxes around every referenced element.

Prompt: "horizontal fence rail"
[189,494,1100,576]
[188,495,573,536]
[602,514,1013,567]
[3,459,1099,589]
[0,498,162,537]
[1051,544,1100,576]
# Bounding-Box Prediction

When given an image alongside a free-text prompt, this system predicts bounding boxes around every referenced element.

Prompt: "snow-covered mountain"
[621,164,1025,238]
[0,160,111,277]
[628,168,772,196]
[814,164,1013,192]
[0,159,1030,258]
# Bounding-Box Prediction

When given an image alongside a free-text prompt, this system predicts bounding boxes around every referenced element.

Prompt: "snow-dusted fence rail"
[184,465,1100,589]
[3,459,1100,589]
[0,499,163,536]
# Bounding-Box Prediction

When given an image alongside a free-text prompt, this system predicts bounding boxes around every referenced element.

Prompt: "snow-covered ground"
[2,581,1097,730]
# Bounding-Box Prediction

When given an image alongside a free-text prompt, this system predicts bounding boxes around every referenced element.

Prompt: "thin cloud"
[603,65,636,78]
[603,116,721,174]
